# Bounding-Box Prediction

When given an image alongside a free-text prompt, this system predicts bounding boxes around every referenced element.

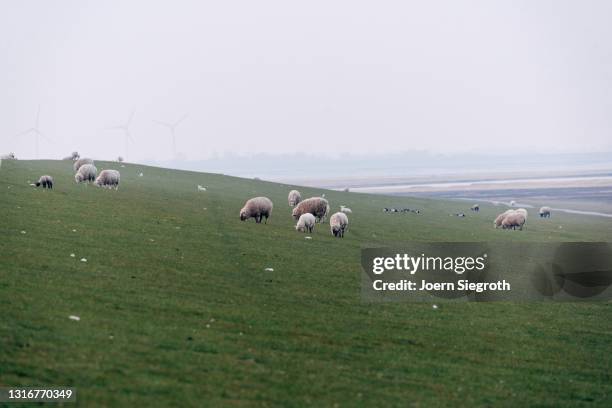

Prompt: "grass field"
[1,159,612,406]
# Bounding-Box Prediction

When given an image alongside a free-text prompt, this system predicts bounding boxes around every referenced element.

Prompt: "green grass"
[1,159,611,407]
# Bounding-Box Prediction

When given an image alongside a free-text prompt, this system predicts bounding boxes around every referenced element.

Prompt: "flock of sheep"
[493,205,553,231]
[30,152,121,190]
[239,190,351,238]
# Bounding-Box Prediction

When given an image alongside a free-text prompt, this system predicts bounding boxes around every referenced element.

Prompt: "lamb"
[240,197,273,223]
[94,169,120,189]
[35,175,53,189]
[75,164,97,183]
[539,206,552,218]
[494,209,516,228]
[1,152,16,159]
[471,204,479,212]
[295,213,316,233]
[502,212,526,230]
[330,212,349,238]
[288,190,302,207]
[73,158,94,172]
[340,205,352,214]
[292,197,330,222]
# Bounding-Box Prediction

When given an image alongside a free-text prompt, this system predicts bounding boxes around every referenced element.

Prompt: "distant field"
[1,160,612,406]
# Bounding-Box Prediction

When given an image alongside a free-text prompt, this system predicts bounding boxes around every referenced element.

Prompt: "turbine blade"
[16,128,34,137]
[35,105,41,128]
[126,109,135,127]
[153,120,172,128]
[174,114,188,126]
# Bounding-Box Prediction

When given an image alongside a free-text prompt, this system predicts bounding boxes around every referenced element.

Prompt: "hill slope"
[1,159,612,406]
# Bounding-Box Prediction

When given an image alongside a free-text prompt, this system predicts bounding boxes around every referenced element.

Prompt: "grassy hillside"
[1,159,612,406]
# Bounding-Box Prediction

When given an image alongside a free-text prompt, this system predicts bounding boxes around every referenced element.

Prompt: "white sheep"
[292,197,330,223]
[240,197,273,223]
[340,205,352,214]
[288,190,302,207]
[494,209,516,228]
[539,206,552,218]
[63,151,79,160]
[295,213,316,233]
[94,169,120,189]
[73,158,94,172]
[502,212,526,230]
[471,204,479,212]
[1,152,16,160]
[197,185,207,191]
[510,200,517,207]
[35,175,53,189]
[75,164,97,183]
[515,208,528,220]
[330,212,349,238]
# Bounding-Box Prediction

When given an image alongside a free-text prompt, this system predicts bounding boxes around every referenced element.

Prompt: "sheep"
[1,152,16,159]
[288,190,302,207]
[73,158,94,172]
[292,197,330,223]
[94,169,120,189]
[35,175,53,189]
[340,205,352,214]
[117,156,124,162]
[539,206,552,218]
[510,200,517,207]
[330,212,349,238]
[502,212,526,230]
[515,208,528,220]
[240,197,273,223]
[471,204,479,212]
[75,164,97,183]
[63,151,79,160]
[295,213,316,233]
[197,185,207,191]
[494,209,516,228]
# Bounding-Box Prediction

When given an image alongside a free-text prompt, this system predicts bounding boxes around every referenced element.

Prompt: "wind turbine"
[153,114,188,158]
[107,110,135,161]
[16,105,53,159]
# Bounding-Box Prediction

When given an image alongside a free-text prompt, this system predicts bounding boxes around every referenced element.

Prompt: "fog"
[2,0,612,161]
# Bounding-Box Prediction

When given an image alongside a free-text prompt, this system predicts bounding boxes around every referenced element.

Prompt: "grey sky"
[2,0,612,161]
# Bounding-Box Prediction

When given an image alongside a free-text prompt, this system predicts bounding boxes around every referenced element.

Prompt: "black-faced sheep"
[502,212,526,230]
[94,169,120,189]
[296,213,315,233]
[292,197,330,223]
[330,212,349,238]
[539,206,552,218]
[1,152,16,159]
[240,197,273,223]
[75,163,97,183]
[74,158,94,172]
[35,175,53,189]
[288,190,302,207]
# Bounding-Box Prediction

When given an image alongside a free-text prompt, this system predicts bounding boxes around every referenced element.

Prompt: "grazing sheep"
[63,151,80,160]
[494,209,516,228]
[502,212,526,230]
[75,164,97,183]
[330,212,349,238]
[539,206,552,218]
[197,185,207,191]
[35,175,53,189]
[73,158,94,172]
[288,190,302,207]
[94,169,120,189]
[1,152,16,160]
[295,213,316,233]
[343,187,350,192]
[510,200,517,207]
[471,204,479,212]
[340,205,352,214]
[515,208,528,220]
[240,197,273,223]
[117,156,124,162]
[292,197,330,222]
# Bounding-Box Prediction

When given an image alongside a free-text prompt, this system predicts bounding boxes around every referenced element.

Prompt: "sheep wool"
[292,197,330,222]
[539,206,552,218]
[240,197,273,223]
[330,212,349,238]
[494,209,516,228]
[502,212,526,230]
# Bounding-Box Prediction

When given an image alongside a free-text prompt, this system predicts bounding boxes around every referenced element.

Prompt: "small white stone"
[305,236,312,240]
[72,229,77,232]
[206,324,211,328]
[432,304,439,310]
[70,253,75,258]
[69,315,80,321]
[264,267,274,272]
[80,258,87,262]
[20,230,26,234]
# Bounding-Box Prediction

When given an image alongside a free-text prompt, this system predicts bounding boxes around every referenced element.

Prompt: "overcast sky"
[2,0,612,161]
